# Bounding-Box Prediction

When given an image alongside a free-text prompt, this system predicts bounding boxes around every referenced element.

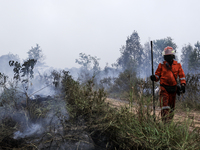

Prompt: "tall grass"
[61,71,200,150]
[0,70,200,149]
[175,73,200,112]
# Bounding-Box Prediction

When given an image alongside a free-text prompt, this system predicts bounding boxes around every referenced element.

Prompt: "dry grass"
[106,97,200,130]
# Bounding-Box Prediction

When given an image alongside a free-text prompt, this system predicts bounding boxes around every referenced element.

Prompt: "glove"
[181,86,185,93]
[150,75,156,81]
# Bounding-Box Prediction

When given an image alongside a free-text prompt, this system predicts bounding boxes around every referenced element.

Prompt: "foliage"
[181,44,193,74]
[141,42,151,78]
[27,44,45,66]
[116,31,143,75]
[177,73,200,110]
[75,53,101,85]
[9,59,37,84]
[116,35,178,79]
[188,41,200,73]
[1,67,200,149]
[99,76,113,90]
[2,33,200,149]
[107,68,160,102]
[62,74,200,149]
[50,70,62,88]
[111,69,137,93]
[75,53,100,73]
[61,70,107,119]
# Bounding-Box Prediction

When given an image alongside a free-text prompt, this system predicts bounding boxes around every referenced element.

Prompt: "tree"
[75,53,100,75]
[181,44,193,74]
[188,41,200,73]
[75,53,101,84]
[27,44,45,66]
[141,42,151,78]
[116,31,143,76]
[102,63,120,78]
[9,59,37,85]
[195,41,200,50]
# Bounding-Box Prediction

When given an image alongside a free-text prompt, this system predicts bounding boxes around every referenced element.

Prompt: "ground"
[105,98,200,130]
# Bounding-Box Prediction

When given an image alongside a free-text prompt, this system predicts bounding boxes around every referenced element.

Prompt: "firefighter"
[150,46,186,123]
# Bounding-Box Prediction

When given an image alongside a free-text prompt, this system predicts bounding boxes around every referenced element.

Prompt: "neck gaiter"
[164,55,174,66]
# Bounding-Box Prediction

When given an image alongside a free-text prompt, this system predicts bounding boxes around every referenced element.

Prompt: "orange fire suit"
[154,60,186,122]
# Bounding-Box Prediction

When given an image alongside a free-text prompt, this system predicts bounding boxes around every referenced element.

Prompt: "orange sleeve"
[178,63,186,85]
[155,63,162,82]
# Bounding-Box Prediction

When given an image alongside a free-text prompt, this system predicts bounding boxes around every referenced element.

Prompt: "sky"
[0,0,200,69]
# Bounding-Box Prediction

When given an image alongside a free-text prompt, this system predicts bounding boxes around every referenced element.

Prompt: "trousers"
[159,86,176,122]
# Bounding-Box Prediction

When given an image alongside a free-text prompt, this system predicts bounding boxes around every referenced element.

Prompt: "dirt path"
[105,98,200,129]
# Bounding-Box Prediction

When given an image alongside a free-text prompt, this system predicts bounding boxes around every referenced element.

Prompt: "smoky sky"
[0,0,200,69]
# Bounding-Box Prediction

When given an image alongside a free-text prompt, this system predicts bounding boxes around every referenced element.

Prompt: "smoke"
[13,124,43,139]
[12,105,69,140]
[0,52,71,141]
[0,52,99,149]
[10,98,69,140]
[0,53,21,78]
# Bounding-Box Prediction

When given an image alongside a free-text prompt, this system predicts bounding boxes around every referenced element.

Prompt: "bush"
[176,73,200,111]
[62,72,200,149]
[1,68,200,149]
[61,70,107,120]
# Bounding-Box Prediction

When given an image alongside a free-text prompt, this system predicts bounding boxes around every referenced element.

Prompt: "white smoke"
[13,124,43,139]
[12,98,69,139]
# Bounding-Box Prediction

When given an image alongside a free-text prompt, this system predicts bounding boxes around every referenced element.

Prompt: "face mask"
[164,55,174,65]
